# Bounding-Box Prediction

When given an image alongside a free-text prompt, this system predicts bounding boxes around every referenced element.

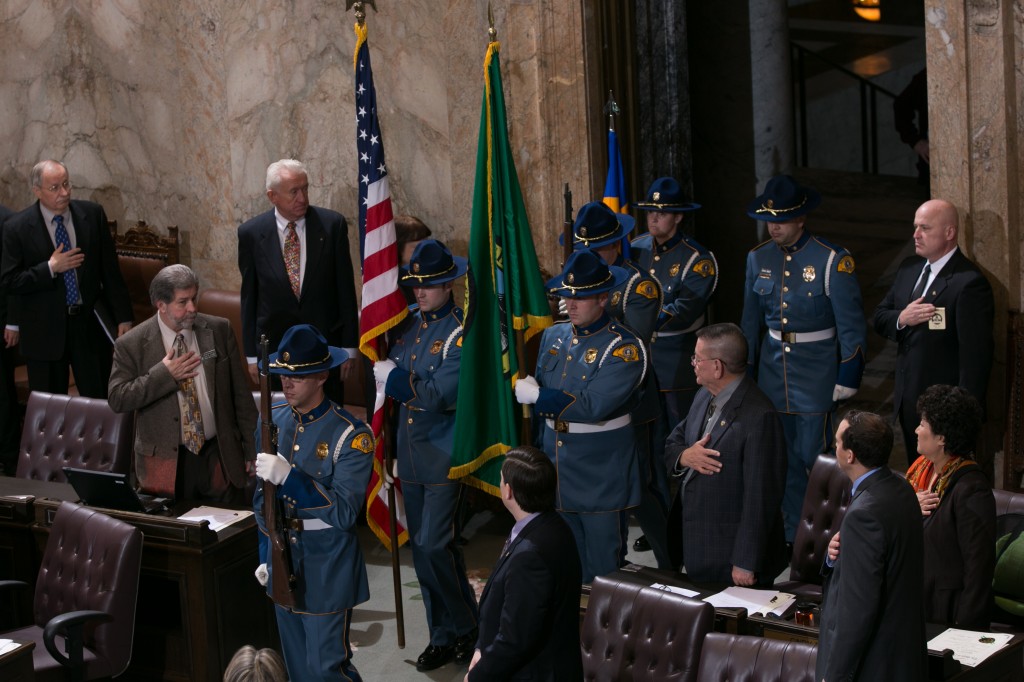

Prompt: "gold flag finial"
[347,0,377,26]
[488,2,497,41]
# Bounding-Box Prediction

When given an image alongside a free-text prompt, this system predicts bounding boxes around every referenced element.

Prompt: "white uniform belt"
[286,518,332,531]
[545,414,631,434]
[655,314,704,338]
[768,327,836,343]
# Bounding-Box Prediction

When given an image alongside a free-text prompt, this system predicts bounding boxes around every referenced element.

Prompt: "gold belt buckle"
[782,331,797,344]
[555,420,569,433]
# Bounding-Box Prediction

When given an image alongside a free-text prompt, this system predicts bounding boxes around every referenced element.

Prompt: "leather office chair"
[991,489,1024,628]
[15,392,133,483]
[109,219,180,325]
[0,501,143,682]
[774,454,851,600]
[580,576,715,682]
[197,288,256,390]
[695,633,817,682]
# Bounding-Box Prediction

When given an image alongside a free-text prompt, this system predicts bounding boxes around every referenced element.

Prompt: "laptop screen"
[62,467,165,513]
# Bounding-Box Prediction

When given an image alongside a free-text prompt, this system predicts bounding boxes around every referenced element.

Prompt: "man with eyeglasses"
[0,160,132,398]
[664,323,787,586]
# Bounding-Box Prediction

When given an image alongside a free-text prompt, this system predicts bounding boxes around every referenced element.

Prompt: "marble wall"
[0,0,592,290]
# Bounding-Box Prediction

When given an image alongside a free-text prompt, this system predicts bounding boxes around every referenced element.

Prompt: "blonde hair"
[223,645,288,682]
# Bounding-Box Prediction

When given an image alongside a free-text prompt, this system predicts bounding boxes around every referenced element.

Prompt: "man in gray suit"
[664,322,787,586]
[109,264,257,502]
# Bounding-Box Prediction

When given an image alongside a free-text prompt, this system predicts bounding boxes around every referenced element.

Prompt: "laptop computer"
[62,467,168,514]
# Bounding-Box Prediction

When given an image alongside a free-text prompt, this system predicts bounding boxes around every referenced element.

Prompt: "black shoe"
[416,644,454,671]
[633,535,651,552]
[453,629,478,664]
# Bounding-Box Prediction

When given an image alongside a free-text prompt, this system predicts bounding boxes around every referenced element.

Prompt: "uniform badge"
[316,442,329,460]
[584,348,598,364]
[653,191,661,201]
[669,263,681,277]
[635,281,657,299]
[430,340,444,354]
[802,265,816,282]
[353,433,375,454]
[837,255,856,274]
[610,291,622,307]
[613,344,640,362]
[759,267,772,279]
[693,259,716,277]
[281,351,290,362]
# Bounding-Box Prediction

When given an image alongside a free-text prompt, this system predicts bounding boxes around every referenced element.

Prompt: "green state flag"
[450,41,553,495]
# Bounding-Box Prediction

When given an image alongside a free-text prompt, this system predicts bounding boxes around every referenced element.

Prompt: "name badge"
[928,307,946,330]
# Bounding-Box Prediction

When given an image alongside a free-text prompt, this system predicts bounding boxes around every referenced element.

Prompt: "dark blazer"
[664,376,787,585]
[873,249,994,418]
[817,467,927,682]
[0,204,15,328]
[108,313,258,491]
[922,464,996,629]
[0,199,131,360]
[237,206,358,357]
[469,511,583,682]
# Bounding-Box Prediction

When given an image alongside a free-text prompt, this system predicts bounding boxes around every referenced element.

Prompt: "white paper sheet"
[178,506,253,533]
[648,582,700,598]
[927,629,1014,667]
[703,586,796,616]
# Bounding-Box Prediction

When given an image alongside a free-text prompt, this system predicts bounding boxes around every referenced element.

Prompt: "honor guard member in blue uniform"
[373,240,479,672]
[253,324,374,682]
[514,250,647,583]
[631,177,718,427]
[740,175,866,544]
[566,201,673,569]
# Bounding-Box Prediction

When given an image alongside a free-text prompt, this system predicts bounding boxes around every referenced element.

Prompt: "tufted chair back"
[775,454,851,599]
[695,633,817,682]
[2,502,143,681]
[15,392,133,483]
[994,488,1024,516]
[581,576,714,682]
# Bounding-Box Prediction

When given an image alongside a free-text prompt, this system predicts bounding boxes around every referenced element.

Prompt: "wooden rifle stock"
[260,335,296,607]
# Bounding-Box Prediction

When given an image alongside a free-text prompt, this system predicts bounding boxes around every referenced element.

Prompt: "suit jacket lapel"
[687,388,713,446]
[193,317,216,405]
[302,210,325,299]
[258,216,294,299]
[68,202,91,252]
[30,203,57,256]
[705,378,748,451]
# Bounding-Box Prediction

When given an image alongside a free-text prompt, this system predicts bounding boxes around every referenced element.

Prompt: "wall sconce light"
[852,0,881,22]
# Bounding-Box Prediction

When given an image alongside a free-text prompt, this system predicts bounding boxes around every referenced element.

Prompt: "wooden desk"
[33,498,276,681]
[0,640,35,682]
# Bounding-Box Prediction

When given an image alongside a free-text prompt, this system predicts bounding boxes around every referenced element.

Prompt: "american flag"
[354,22,408,550]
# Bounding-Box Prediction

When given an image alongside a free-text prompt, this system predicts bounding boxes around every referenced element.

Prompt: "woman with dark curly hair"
[906,384,996,629]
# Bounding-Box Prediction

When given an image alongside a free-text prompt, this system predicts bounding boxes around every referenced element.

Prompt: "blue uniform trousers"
[560,509,629,584]
[403,481,479,645]
[276,604,361,682]
[780,411,834,542]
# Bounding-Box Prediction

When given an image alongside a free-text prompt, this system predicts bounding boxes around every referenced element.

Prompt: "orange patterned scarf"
[906,455,977,500]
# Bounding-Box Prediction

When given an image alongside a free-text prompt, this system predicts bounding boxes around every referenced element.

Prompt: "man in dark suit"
[237,159,359,403]
[0,160,132,398]
[664,322,787,586]
[873,198,994,463]
[0,204,20,474]
[817,410,926,681]
[108,265,257,502]
[466,446,583,682]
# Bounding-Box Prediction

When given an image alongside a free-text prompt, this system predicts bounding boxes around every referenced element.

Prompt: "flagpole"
[351,0,405,649]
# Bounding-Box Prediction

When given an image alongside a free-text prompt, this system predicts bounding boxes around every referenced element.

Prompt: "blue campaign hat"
[545,250,629,298]
[399,239,468,286]
[635,177,701,213]
[746,174,821,222]
[557,201,636,251]
[265,324,348,376]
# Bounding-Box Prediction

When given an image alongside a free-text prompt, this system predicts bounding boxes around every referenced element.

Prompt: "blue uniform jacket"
[740,231,866,413]
[385,300,463,485]
[254,398,374,614]
[630,231,717,392]
[533,314,645,512]
[606,257,662,424]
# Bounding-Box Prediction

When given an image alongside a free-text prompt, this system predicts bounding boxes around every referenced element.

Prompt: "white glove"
[256,452,291,485]
[255,563,268,586]
[514,375,540,405]
[373,359,397,385]
[557,298,568,316]
[832,384,857,402]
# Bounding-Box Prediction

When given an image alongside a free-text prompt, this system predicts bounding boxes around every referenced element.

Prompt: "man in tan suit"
[109,264,257,502]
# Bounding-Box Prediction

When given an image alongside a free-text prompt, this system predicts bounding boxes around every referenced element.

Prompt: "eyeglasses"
[42,180,72,193]
[691,355,720,366]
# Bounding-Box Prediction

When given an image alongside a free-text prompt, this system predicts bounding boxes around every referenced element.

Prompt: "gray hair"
[30,160,67,189]
[150,264,200,305]
[696,322,748,375]
[266,159,308,191]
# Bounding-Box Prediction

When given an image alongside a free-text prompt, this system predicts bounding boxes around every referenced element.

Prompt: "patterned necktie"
[175,333,205,454]
[284,221,301,299]
[911,263,931,301]
[52,215,79,305]
[702,399,717,437]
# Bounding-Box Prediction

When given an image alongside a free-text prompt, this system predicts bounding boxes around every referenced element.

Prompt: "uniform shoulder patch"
[635,280,658,299]
[612,343,641,362]
[352,432,375,454]
[837,255,856,274]
[693,258,716,277]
